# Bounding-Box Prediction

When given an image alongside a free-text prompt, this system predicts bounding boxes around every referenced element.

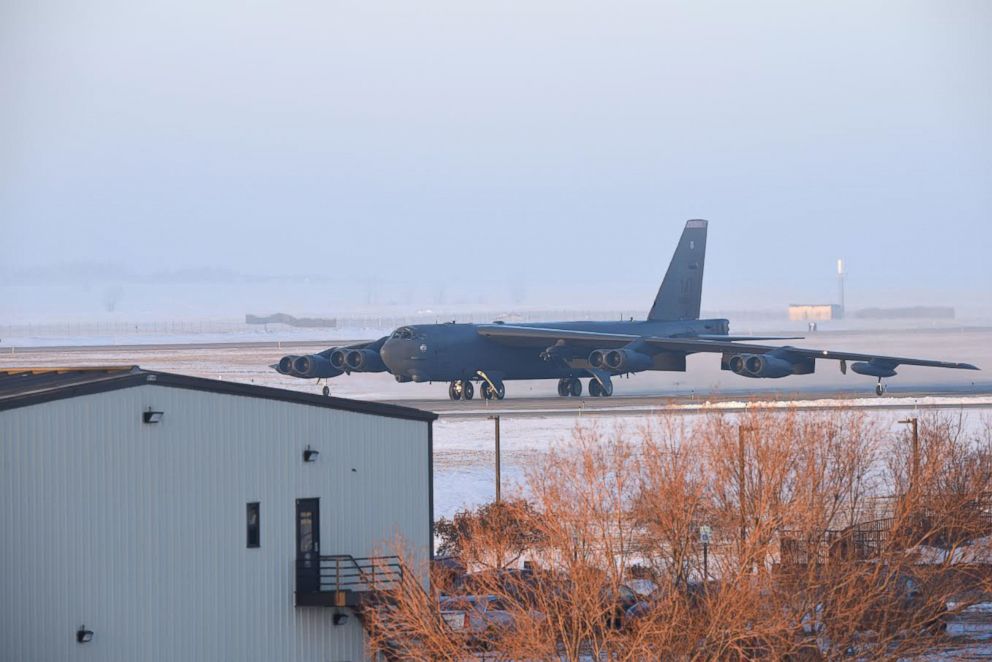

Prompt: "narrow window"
[246,502,260,548]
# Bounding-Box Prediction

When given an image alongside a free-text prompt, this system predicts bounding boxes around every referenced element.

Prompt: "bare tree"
[367,411,991,660]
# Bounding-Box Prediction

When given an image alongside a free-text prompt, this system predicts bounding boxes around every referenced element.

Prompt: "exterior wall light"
[332,611,348,626]
[76,626,94,643]
[303,445,319,463]
[143,408,164,424]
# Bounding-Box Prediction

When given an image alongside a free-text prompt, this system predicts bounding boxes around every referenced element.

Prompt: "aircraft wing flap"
[476,324,639,347]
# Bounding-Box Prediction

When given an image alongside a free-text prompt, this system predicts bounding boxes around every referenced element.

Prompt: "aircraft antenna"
[837,258,845,319]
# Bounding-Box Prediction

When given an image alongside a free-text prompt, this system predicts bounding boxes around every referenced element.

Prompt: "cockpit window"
[392,327,414,340]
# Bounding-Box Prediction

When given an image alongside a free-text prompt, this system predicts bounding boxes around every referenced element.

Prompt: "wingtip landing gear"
[875,379,886,397]
[322,385,330,397]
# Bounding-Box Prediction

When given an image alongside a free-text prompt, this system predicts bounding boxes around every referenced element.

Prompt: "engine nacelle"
[850,361,897,378]
[743,354,793,378]
[292,354,344,379]
[344,349,387,373]
[604,348,652,373]
[728,353,794,378]
[588,349,608,369]
[728,354,748,375]
[329,348,349,370]
[277,355,300,375]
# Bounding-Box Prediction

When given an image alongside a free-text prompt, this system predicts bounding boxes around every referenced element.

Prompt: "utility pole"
[899,417,920,492]
[490,415,502,503]
[699,525,712,586]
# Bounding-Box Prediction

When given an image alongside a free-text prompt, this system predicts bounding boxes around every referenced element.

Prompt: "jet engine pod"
[743,354,794,378]
[850,361,898,378]
[728,354,748,375]
[604,348,652,372]
[292,354,343,379]
[277,355,299,375]
[344,349,387,373]
[589,350,608,369]
[329,348,349,370]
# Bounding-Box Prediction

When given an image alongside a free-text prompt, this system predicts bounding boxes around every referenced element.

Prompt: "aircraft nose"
[379,338,403,373]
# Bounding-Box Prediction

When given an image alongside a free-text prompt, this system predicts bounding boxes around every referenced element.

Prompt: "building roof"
[0,367,437,422]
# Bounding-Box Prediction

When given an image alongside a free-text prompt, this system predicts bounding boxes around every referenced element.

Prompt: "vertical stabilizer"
[648,219,708,321]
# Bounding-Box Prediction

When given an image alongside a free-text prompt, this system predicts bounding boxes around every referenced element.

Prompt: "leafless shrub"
[367,411,991,660]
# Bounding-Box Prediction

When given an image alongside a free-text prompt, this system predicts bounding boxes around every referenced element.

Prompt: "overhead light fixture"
[76,626,94,643]
[303,445,319,463]
[143,408,164,424]
[333,611,349,626]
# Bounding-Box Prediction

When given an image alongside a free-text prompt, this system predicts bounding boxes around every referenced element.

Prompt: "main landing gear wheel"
[588,379,614,397]
[558,377,582,397]
[448,380,474,400]
[481,382,506,400]
[875,379,886,397]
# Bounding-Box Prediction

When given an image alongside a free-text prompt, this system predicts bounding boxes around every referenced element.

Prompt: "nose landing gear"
[448,380,475,401]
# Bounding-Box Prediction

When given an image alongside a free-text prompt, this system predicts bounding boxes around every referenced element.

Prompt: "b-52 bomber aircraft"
[275,220,978,400]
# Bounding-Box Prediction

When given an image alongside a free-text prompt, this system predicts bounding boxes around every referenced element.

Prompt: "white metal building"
[0,367,436,662]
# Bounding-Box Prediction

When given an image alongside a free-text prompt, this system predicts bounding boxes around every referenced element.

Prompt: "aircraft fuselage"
[378,318,729,382]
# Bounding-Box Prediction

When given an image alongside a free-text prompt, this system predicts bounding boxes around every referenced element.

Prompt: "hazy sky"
[2,0,990,312]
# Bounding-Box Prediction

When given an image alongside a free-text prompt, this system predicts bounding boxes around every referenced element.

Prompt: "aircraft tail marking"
[648,219,708,321]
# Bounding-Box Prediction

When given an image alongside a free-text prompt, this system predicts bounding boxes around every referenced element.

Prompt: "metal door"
[295,498,321,593]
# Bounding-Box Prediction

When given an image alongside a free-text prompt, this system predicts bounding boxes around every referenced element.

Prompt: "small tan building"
[788,304,844,321]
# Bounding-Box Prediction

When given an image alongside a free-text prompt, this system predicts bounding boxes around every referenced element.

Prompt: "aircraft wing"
[476,324,978,371]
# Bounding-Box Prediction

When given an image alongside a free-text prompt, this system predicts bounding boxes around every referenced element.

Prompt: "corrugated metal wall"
[0,384,430,662]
